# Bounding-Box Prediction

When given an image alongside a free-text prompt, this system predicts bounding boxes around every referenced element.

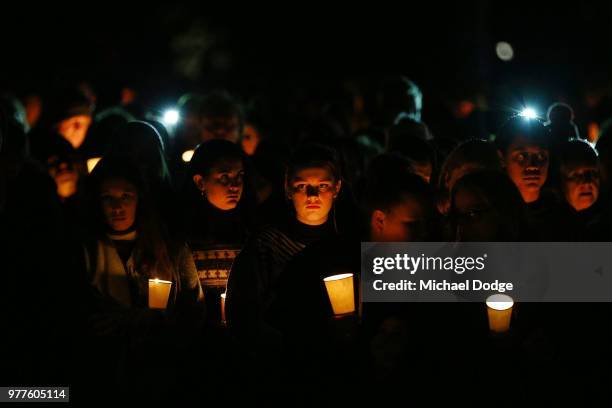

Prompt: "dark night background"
[2,2,612,133]
[4,3,612,404]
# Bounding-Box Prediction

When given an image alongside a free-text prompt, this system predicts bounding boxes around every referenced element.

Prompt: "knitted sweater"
[225,219,335,348]
[85,231,203,308]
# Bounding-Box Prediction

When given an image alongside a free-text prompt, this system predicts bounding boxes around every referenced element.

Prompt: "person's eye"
[537,153,548,162]
[295,184,306,191]
[319,183,330,191]
[515,153,527,162]
[219,174,230,185]
[121,194,133,201]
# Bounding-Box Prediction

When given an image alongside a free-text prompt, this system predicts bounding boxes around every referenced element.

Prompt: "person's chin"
[522,182,542,190]
[577,196,595,208]
[225,200,238,208]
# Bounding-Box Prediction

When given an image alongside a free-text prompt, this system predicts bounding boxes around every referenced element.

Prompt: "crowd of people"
[2,77,612,404]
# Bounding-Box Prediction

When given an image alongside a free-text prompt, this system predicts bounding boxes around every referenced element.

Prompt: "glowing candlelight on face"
[323,273,355,316]
[148,278,172,309]
[486,294,514,333]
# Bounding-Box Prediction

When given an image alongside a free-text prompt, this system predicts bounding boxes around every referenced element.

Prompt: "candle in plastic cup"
[486,294,514,333]
[148,278,172,309]
[323,273,355,316]
[220,292,227,323]
[86,157,102,173]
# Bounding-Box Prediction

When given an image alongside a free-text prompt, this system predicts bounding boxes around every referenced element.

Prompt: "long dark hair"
[87,158,178,281]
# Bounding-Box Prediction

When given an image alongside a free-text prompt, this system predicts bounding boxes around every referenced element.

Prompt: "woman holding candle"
[84,158,202,312]
[182,139,256,323]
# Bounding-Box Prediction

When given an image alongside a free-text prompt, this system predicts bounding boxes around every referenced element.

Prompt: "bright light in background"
[495,41,514,61]
[519,107,537,120]
[162,109,180,126]
[182,149,194,162]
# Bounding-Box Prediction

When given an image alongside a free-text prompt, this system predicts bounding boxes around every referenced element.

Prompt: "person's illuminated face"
[504,136,549,203]
[100,178,138,232]
[47,156,79,199]
[563,165,600,211]
[370,195,429,242]
[57,115,92,149]
[241,124,261,156]
[193,157,244,211]
[201,116,240,143]
[23,95,42,128]
[287,167,341,226]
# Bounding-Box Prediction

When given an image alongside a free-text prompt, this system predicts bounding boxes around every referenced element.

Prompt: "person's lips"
[306,204,321,209]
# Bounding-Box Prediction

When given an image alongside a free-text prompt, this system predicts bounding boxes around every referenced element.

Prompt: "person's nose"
[110,199,123,211]
[583,172,595,183]
[306,185,319,197]
[524,160,541,173]
[525,154,538,168]
[228,177,242,189]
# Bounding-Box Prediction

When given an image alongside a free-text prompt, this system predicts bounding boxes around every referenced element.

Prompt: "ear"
[193,174,206,192]
[371,209,386,233]
[333,179,342,198]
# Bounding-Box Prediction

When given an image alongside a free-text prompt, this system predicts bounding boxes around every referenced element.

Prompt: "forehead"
[508,136,548,153]
[291,167,334,181]
[453,184,489,208]
[565,163,598,173]
[202,116,239,125]
[210,157,243,172]
[62,114,92,124]
[100,178,137,192]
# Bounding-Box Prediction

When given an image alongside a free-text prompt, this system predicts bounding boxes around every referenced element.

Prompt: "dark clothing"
[526,192,581,241]
[184,198,250,324]
[225,218,336,348]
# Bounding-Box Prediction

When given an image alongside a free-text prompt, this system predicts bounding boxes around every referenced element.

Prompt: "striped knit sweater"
[225,219,334,348]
